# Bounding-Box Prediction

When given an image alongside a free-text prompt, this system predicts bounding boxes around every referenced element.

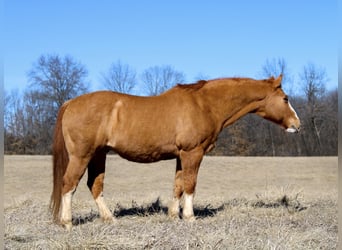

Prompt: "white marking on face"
[288,101,299,120]
[285,101,300,133]
[183,193,194,219]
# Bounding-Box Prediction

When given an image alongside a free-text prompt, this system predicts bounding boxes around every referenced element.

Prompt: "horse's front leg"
[179,147,204,221]
[169,158,183,218]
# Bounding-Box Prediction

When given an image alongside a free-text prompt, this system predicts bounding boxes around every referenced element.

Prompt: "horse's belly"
[106,111,180,162]
[109,139,178,163]
[118,150,176,163]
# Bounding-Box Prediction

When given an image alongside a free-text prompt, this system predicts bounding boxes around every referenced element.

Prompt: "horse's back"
[61,91,180,160]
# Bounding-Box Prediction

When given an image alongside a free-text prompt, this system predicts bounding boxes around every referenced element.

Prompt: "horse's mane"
[173,76,274,93]
[175,80,208,91]
[174,77,247,91]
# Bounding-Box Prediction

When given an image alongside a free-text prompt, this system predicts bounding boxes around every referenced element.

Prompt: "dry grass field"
[4,155,337,249]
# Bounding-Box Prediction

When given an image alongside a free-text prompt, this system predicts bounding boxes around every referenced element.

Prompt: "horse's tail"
[50,101,69,222]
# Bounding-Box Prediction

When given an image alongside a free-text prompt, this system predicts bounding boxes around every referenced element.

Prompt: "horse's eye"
[284,96,289,103]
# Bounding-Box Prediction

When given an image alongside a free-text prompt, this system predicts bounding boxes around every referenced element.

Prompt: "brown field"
[4,155,337,249]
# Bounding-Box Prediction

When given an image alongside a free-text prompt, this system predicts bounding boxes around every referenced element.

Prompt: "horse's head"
[256,75,301,133]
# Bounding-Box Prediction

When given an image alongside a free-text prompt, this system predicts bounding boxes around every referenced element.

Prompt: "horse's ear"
[273,74,282,88]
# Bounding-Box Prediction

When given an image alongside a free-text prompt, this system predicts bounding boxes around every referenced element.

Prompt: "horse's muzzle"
[286,125,300,133]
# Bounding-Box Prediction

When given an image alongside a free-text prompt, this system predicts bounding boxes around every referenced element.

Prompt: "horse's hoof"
[59,219,72,231]
[168,212,180,220]
[102,216,116,224]
[183,215,196,222]
[63,222,72,231]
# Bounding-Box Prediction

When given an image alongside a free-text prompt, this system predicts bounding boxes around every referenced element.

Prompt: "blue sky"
[4,1,337,94]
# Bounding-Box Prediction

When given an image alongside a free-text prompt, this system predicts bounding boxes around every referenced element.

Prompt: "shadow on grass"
[114,198,167,217]
[72,211,99,226]
[72,197,225,226]
[72,196,307,226]
[251,194,307,212]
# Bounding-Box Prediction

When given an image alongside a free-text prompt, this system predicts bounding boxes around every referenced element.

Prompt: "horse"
[50,74,300,230]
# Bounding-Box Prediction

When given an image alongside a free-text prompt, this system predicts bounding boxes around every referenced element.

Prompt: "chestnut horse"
[50,75,300,230]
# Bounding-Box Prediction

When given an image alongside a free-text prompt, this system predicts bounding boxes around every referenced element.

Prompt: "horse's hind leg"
[87,149,114,223]
[60,156,90,230]
[169,158,184,218]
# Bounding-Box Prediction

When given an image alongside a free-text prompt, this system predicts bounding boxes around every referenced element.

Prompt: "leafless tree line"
[101,60,185,96]
[4,54,337,155]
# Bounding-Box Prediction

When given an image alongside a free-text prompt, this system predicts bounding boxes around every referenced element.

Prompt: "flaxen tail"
[50,102,69,223]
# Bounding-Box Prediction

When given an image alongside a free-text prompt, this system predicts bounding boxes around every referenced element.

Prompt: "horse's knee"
[62,175,79,195]
[173,180,184,199]
[179,148,203,195]
[183,176,197,194]
[63,157,89,191]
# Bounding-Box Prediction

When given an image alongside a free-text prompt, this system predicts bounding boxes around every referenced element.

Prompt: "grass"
[5,192,337,249]
[4,156,337,249]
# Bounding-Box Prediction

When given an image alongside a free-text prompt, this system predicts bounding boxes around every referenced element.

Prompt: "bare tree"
[261,57,294,94]
[319,88,338,155]
[299,63,328,155]
[141,65,185,96]
[300,63,327,107]
[28,54,89,113]
[4,90,25,153]
[23,54,89,153]
[101,60,136,94]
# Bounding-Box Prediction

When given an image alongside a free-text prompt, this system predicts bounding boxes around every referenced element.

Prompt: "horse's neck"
[200,80,267,128]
